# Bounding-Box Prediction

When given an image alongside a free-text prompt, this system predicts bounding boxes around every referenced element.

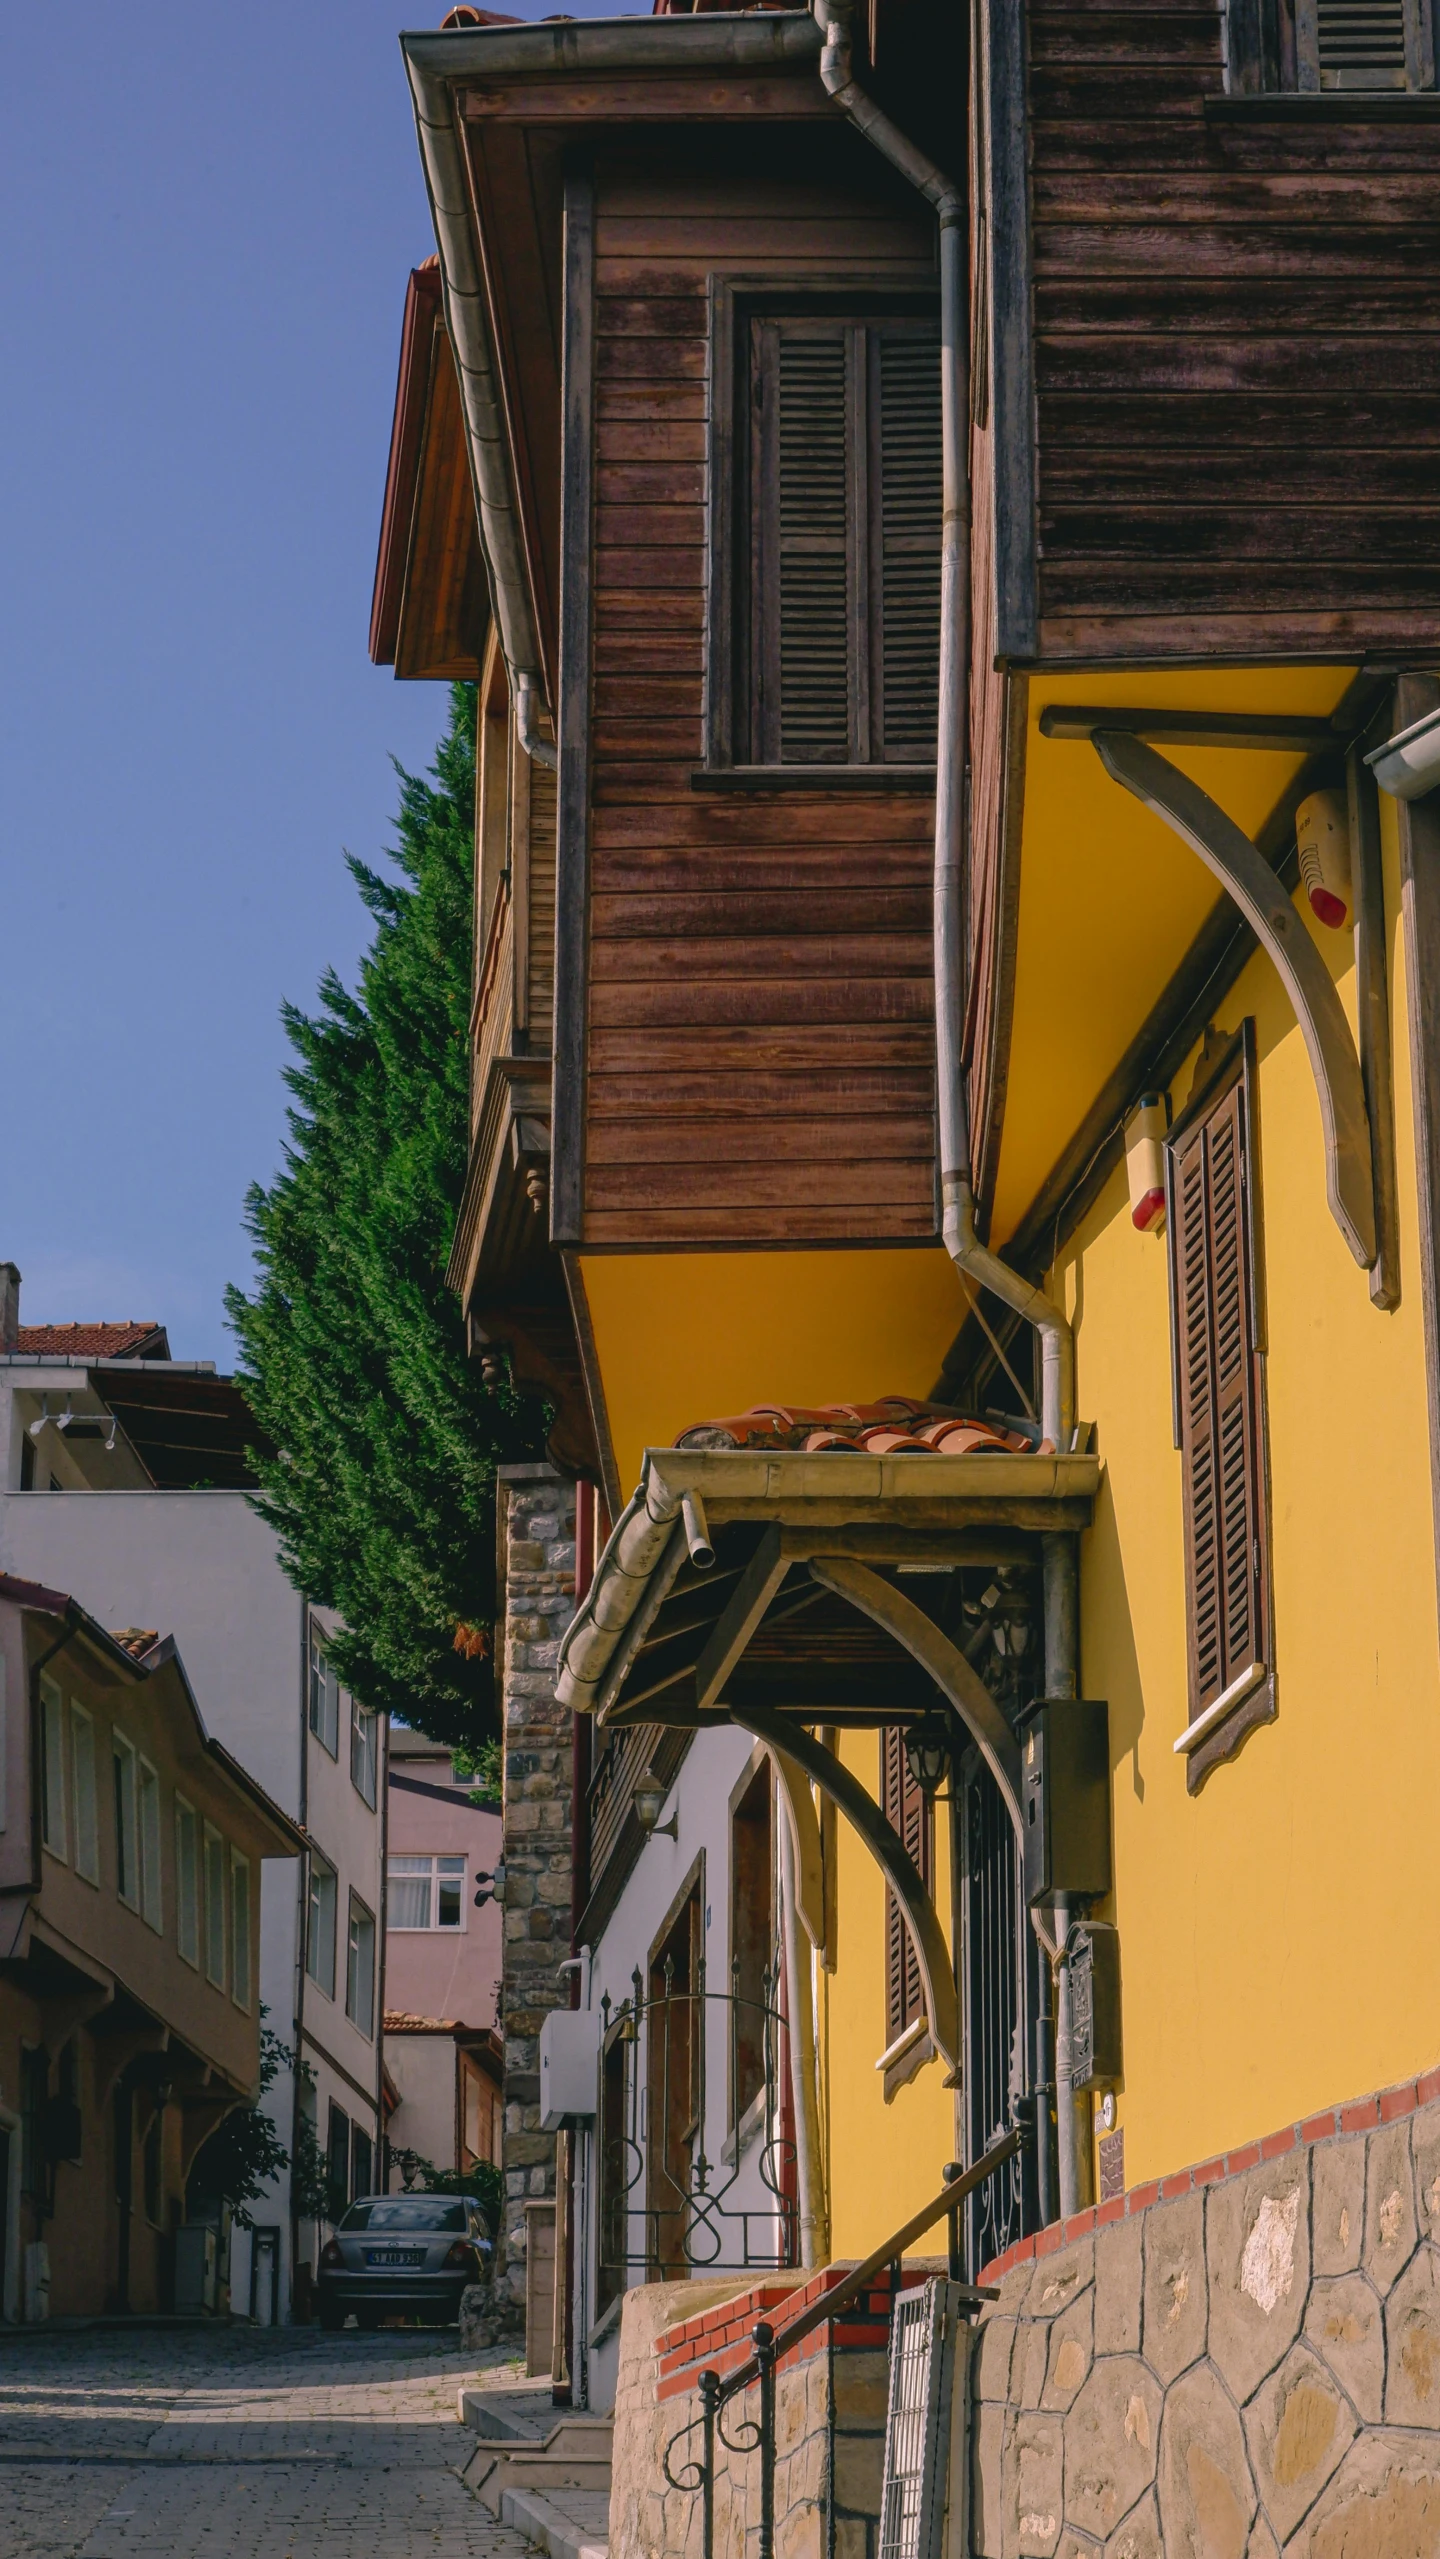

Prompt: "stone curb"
[499,2483,610,2559]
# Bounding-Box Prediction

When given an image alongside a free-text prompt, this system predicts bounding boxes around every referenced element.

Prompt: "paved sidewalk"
[0,2325,541,2559]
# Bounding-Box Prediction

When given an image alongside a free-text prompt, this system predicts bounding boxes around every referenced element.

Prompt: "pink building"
[383,1725,503,2182]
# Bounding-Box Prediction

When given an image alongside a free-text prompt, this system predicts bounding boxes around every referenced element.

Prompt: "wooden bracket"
[808,1555,1024,1835]
[721,1701,960,2072]
[1092,729,1377,1270]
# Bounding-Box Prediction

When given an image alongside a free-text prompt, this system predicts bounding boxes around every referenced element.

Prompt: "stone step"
[461,2416,614,2511]
[457,2383,558,2440]
[499,2484,610,2559]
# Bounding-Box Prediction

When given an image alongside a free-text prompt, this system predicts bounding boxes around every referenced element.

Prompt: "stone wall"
[609,2266,914,2559]
[971,2064,1440,2557]
[496,1463,576,2312]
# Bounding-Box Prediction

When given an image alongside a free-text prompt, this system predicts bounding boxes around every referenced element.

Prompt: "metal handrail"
[711,2123,1023,2404]
[662,2124,1028,2559]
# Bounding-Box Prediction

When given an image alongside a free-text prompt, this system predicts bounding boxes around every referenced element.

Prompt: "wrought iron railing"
[661,2125,1028,2559]
[598,1958,797,2295]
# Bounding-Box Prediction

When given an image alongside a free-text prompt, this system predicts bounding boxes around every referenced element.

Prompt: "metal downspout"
[1042,1532,1090,2220]
[814,0,1075,1453]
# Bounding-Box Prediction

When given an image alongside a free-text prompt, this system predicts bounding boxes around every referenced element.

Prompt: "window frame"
[1227,0,1435,93]
[346,1893,377,2037]
[112,1730,139,1911]
[307,1850,338,2001]
[138,1757,163,1933]
[880,1724,933,2074]
[386,1852,467,1932]
[702,273,943,784]
[175,1795,200,1967]
[349,1696,379,1810]
[308,1626,340,1759]
[203,1821,227,1990]
[231,1850,252,2011]
[70,1701,99,1886]
[1165,1021,1276,1787]
[40,1676,67,1862]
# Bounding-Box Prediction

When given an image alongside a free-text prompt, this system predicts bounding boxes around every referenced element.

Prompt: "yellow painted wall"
[1056,792,1440,2189]
[820,1727,959,2261]
[579,1247,966,1494]
[991,665,1358,1253]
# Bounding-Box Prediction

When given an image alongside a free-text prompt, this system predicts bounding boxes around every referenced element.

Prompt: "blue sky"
[0,2,615,1366]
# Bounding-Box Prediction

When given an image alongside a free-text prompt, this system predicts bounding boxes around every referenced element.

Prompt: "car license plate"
[366,2248,424,2266]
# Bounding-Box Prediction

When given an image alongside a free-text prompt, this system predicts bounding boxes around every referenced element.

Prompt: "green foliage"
[290,2112,335,2224]
[451,1736,502,1810]
[226,684,545,1747]
[189,2020,292,2228]
[392,2147,504,2236]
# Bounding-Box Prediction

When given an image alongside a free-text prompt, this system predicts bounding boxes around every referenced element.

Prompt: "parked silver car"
[316,2193,492,2329]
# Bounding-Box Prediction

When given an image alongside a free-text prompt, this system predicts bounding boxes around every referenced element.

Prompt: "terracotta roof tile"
[11,1321,169,1360]
[673,1399,1040,1456]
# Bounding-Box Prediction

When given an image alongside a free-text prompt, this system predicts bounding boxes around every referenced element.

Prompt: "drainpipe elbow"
[942,1176,1076,1457]
[515,672,557,771]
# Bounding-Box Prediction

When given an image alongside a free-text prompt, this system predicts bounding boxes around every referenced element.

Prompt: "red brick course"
[968,2061,1440,2289]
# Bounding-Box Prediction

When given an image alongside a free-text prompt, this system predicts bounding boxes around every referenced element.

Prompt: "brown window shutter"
[876,326,942,761]
[1171,1067,1269,1729]
[881,1726,932,2044]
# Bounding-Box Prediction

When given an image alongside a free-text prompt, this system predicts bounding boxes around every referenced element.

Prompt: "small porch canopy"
[557,1447,1100,2069]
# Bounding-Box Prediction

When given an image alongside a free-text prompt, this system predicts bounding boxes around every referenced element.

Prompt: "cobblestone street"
[0,2328,538,2559]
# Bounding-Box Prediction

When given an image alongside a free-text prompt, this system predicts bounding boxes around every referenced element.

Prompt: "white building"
[0,1265,387,2322]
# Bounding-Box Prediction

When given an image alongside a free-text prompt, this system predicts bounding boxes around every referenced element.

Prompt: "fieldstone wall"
[496,1462,576,2313]
[610,2268,905,2559]
[971,2069,1440,2557]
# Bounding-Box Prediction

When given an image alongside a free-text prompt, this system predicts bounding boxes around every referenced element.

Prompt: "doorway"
[647,1878,703,2277]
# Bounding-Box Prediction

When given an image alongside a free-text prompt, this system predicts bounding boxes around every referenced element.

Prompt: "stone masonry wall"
[971,2062,1440,2557]
[609,2266,910,2559]
[496,1463,576,2311]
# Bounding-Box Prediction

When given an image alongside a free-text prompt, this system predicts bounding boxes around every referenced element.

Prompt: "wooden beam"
[985,0,1038,661]
[691,1528,791,1716]
[1349,739,1401,1311]
[591,1517,689,1726]
[1040,707,1335,752]
[1093,730,1377,1270]
[1395,674,1440,1636]
[550,166,595,1247]
[808,1556,1023,1833]
[722,1702,960,2073]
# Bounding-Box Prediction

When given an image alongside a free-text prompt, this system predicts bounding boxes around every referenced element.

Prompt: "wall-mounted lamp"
[474,1861,507,1909]
[1124,1093,1169,1234]
[903,1713,954,1799]
[1367,703,1440,802]
[633,1773,678,1840]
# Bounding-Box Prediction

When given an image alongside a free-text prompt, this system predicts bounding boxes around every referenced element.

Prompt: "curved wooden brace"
[809,1555,1024,1838]
[723,1701,960,2074]
[768,1747,829,1963]
[1093,729,1376,1269]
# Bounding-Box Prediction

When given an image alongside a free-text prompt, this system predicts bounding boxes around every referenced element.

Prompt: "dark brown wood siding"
[582,154,942,1248]
[1027,0,1440,657]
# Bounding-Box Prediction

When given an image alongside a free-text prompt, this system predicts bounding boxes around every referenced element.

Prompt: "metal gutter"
[400,11,823,760]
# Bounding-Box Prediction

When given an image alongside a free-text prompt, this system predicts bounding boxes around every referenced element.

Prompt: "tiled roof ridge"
[11,1320,167,1358]
[977,2057,1440,2289]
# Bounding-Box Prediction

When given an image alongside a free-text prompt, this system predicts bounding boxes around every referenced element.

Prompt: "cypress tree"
[226,682,544,1747]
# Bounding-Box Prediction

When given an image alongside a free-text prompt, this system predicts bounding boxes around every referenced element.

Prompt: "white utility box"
[539,2007,598,2129]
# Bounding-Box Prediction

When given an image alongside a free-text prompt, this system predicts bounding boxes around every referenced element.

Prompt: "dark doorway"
[730,1763,774,2129]
[960,1758,1032,2274]
[647,1880,703,2276]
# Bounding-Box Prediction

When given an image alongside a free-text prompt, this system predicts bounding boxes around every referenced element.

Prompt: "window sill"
[691,765,936,795]
[876,2016,936,2103]
[1206,91,1440,118]
[1175,1662,1276,1792]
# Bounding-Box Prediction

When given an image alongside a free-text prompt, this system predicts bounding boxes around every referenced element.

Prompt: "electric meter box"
[1069,1922,1123,2093]
[539,2008,598,2130]
[1019,1698,1112,1910]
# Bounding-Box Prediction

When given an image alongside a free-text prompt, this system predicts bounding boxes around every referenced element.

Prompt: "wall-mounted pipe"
[813,0,1075,1454]
[778,1801,828,2267]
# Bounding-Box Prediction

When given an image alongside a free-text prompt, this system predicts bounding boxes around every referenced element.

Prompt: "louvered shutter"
[1316,0,1409,85]
[878,329,942,761]
[882,1727,932,2044]
[750,317,940,766]
[1171,1073,1268,1726]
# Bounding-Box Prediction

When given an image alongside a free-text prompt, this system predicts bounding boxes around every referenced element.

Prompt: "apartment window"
[175,1797,200,1966]
[387,1853,467,1930]
[203,1823,227,1988]
[327,2101,351,2220]
[40,1678,66,1860]
[308,1629,340,1758]
[1167,1032,1274,1782]
[231,1852,252,2011]
[139,1760,163,1932]
[113,1733,139,1910]
[346,1896,376,2037]
[724,307,941,769]
[307,1852,338,2000]
[881,1726,932,2050]
[730,1762,774,2128]
[349,1697,379,1809]
[70,1704,99,1885]
[351,2123,374,2200]
[1228,0,1434,91]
